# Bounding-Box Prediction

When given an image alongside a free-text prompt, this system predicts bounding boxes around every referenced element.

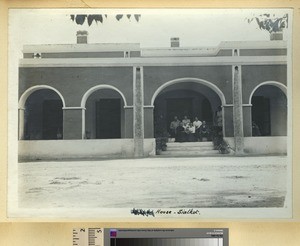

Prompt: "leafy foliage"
[247,13,288,33]
[70,14,141,26]
[155,137,168,154]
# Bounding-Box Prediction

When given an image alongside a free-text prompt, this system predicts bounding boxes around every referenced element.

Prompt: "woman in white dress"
[182,115,191,128]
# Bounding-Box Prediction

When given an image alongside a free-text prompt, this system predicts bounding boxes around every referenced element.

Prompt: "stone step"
[167,146,215,151]
[160,149,220,156]
[166,141,213,147]
[160,141,224,157]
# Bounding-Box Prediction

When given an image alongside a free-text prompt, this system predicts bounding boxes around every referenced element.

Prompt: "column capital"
[63,107,86,110]
[225,104,253,107]
[144,105,154,109]
[124,105,134,109]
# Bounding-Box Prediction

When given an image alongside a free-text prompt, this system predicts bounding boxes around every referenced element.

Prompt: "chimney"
[270,31,283,41]
[77,30,88,44]
[170,37,180,47]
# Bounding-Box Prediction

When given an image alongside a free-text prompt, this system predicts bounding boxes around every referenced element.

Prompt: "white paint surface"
[19,139,156,161]
[225,137,287,155]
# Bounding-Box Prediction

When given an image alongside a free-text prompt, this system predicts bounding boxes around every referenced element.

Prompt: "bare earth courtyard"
[18,156,287,209]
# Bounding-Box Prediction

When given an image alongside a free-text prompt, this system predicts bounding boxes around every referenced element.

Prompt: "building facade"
[18,32,288,160]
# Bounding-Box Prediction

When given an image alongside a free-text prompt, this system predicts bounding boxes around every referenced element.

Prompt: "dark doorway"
[24,89,63,140]
[153,85,222,138]
[96,99,121,139]
[201,98,213,123]
[166,97,193,124]
[42,100,63,139]
[251,96,271,136]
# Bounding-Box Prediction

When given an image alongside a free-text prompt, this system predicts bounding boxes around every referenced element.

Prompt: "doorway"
[252,96,271,136]
[23,89,63,140]
[96,99,121,139]
[166,97,193,125]
[42,100,63,139]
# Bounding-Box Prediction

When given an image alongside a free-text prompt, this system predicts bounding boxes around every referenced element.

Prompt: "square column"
[18,108,25,140]
[144,106,154,138]
[223,105,234,137]
[63,108,83,139]
[243,105,252,137]
[124,106,134,138]
[133,67,144,157]
[233,65,244,154]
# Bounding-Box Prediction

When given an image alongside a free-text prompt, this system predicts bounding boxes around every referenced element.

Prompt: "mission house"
[18,31,288,160]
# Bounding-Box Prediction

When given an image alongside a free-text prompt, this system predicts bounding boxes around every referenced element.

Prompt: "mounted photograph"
[8,8,292,219]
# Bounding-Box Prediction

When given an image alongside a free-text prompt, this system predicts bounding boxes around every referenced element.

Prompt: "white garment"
[189,125,196,133]
[182,119,191,127]
[193,120,202,129]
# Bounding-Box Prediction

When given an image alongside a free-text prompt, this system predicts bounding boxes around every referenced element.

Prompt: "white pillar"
[133,66,144,157]
[81,108,86,139]
[18,108,25,140]
[233,65,244,155]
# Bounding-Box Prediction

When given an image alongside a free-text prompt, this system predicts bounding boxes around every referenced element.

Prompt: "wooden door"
[96,99,121,139]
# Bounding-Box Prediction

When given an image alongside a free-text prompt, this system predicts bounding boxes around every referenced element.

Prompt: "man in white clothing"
[193,117,202,141]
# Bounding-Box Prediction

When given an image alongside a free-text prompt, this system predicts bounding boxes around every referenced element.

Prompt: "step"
[166,141,213,147]
[167,146,215,151]
[159,149,220,156]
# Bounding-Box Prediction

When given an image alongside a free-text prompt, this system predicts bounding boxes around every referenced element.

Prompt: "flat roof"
[23,43,141,53]
[22,40,287,54]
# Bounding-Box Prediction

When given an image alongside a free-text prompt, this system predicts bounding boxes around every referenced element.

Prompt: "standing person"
[199,121,210,141]
[169,116,181,140]
[193,117,202,141]
[214,106,223,135]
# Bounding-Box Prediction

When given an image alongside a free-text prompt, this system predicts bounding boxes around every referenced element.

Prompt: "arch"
[250,81,287,137]
[248,81,287,105]
[18,85,65,140]
[81,84,128,108]
[150,78,226,106]
[81,84,127,139]
[18,85,66,108]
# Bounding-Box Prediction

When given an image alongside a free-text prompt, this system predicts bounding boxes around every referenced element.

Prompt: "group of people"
[169,115,210,142]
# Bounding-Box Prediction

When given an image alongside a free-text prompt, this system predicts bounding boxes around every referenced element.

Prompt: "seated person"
[182,115,191,128]
[169,116,181,138]
[193,117,202,141]
[199,121,210,141]
[175,122,187,142]
[185,123,196,142]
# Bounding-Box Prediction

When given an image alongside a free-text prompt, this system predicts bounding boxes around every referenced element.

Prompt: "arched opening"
[153,81,223,139]
[202,98,213,122]
[83,88,125,139]
[21,89,64,140]
[251,84,287,136]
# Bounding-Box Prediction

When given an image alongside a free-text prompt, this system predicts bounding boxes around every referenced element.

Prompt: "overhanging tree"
[246,13,288,33]
[70,14,141,26]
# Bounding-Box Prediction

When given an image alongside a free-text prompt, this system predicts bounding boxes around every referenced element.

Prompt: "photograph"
[8,8,292,218]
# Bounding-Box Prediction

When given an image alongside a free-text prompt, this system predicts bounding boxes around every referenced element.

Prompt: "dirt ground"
[18,156,287,209]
